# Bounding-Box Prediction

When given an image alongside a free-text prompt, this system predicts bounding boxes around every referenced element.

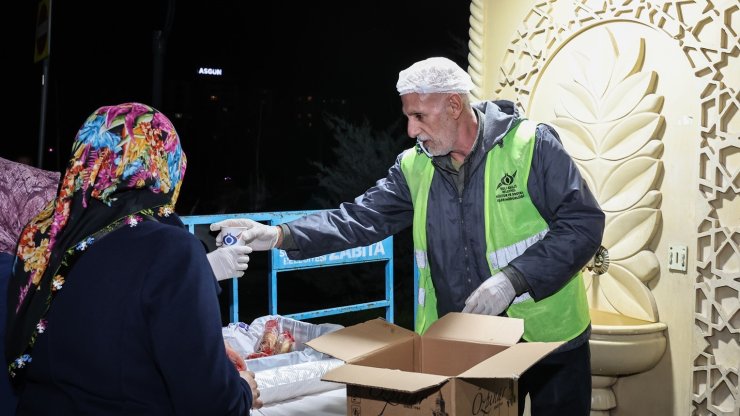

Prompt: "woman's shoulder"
[117,215,204,255]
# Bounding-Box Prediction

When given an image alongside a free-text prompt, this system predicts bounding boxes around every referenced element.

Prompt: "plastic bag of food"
[255,358,344,404]
[223,315,342,364]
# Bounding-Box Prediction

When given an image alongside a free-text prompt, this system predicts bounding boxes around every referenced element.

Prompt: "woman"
[6,103,261,414]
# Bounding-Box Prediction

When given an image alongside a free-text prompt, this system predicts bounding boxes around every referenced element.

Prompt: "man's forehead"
[402,93,445,112]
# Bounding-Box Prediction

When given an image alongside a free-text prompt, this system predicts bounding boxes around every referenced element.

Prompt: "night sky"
[13,0,470,214]
[5,0,472,327]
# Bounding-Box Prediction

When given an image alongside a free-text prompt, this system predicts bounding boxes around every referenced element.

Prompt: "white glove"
[210,219,256,247]
[206,245,252,281]
[210,218,280,251]
[211,218,280,251]
[462,272,516,315]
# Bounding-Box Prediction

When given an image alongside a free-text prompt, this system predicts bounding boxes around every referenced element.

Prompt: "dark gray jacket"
[282,100,604,318]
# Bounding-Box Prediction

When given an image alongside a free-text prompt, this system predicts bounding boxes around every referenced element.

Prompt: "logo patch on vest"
[495,171,525,202]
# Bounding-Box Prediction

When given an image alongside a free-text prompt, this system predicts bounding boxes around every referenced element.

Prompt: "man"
[213,57,604,415]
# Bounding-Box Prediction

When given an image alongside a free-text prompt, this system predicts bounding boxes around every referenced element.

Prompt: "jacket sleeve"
[509,124,605,300]
[143,228,253,415]
[283,152,414,260]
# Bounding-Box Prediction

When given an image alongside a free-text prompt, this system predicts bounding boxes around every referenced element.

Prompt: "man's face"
[401,93,456,157]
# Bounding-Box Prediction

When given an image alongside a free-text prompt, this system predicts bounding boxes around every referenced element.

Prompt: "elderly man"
[213,57,604,415]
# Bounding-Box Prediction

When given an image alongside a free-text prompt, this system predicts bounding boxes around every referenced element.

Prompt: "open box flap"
[306,318,417,362]
[459,342,563,379]
[423,313,524,346]
[322,364,449,393]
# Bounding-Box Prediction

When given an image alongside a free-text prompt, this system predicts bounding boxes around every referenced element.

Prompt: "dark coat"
[15,216,253,415]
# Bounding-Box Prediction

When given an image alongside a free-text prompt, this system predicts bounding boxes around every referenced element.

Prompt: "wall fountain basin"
[589,309,667,376]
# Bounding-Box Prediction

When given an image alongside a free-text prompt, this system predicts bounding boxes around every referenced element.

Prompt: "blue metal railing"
[181,211,394,324]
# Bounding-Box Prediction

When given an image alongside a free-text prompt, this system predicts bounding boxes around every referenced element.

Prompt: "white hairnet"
[396,57,474,96]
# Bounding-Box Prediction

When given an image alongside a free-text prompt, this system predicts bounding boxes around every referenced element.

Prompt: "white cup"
[221,226,249,246]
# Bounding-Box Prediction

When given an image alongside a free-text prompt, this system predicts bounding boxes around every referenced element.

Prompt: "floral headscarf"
[6,103,186,383]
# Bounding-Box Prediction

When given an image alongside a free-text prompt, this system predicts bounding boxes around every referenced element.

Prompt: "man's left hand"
[462,272,516,315]
[206,245,252,281]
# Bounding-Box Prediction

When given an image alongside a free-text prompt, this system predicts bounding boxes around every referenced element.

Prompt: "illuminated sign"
[198,67,223,76]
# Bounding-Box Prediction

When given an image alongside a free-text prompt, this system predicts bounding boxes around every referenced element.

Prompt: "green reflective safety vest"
[401,120,590,341]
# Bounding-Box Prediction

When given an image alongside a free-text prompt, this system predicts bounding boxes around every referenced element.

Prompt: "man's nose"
[407,120,419,138]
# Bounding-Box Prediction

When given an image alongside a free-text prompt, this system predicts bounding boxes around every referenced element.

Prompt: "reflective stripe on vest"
[488,228,548,271]
[401,119,590,341]
[400,147,438,334]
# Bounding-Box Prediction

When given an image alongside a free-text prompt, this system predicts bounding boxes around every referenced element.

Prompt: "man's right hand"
[210,218,280,250]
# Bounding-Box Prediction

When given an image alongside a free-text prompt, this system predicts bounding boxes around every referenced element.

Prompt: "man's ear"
[448,94,464,119]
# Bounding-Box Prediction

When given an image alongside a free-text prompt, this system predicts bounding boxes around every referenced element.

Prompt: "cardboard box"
[306,312,562,416]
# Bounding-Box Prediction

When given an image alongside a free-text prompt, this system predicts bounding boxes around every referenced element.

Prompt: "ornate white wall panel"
[468,1,739,415]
